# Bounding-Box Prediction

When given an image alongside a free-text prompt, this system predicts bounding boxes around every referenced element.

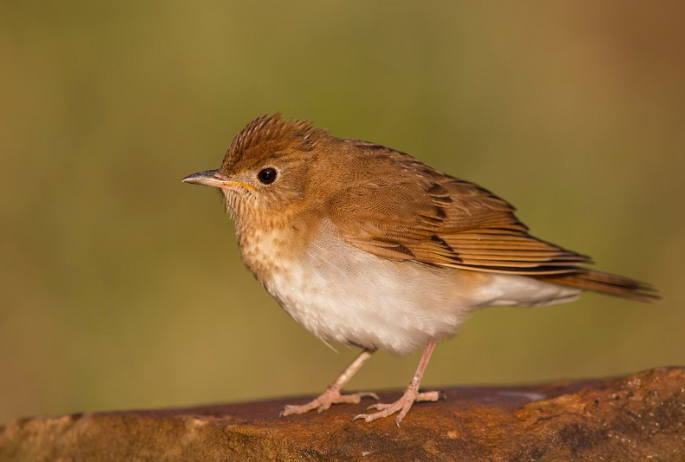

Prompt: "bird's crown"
[220,113,327,173]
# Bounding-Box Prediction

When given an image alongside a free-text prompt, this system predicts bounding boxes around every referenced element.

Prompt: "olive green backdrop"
[1,1,683,423]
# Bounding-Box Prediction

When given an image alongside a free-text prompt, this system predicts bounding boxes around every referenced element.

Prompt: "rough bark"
[1,367,684,461]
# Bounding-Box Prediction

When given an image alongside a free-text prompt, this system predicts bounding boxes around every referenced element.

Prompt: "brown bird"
[183,113,660,425]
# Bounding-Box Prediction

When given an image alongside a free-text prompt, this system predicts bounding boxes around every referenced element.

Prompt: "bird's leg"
[281,349,378,416]
[353,339,441,426]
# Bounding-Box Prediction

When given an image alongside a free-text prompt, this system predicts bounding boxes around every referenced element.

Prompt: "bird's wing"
[328,143,591,275]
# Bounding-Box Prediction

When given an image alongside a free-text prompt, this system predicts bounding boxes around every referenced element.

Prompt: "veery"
[183,114,660,425]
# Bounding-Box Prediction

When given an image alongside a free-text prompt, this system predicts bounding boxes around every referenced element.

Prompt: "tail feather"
[538,270,662,303]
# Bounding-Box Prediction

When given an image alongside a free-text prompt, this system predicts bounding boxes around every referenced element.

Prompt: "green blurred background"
[1,1,683,424]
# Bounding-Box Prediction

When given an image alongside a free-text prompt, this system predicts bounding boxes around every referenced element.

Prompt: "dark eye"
[257,167,277,184]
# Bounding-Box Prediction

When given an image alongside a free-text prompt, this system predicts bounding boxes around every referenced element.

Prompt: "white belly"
[240,219,580,355]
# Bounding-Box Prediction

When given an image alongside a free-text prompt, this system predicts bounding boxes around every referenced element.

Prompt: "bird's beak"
[182,169,254,190]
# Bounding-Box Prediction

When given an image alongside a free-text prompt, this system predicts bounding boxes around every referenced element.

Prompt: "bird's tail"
[538,269,661,303]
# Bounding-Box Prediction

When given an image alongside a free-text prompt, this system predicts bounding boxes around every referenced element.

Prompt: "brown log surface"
[1,367,684,461]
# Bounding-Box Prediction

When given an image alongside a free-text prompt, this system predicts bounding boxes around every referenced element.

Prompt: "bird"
[182,113,660,426]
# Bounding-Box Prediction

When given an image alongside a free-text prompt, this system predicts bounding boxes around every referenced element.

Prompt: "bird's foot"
[280,387,379,417]
[353,389,443,426]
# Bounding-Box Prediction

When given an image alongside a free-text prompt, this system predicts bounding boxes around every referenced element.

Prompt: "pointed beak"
[182,169,254,190]
[182,169,226,188]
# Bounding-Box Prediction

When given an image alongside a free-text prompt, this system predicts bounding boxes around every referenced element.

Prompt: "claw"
[281,389,378,417]
[352,389,442,425]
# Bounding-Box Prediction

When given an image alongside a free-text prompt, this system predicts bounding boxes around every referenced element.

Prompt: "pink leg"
[281,349,379,417]
[353,340,441,426]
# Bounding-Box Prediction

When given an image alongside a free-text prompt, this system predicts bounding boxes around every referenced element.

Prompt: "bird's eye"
[257,167,277,184]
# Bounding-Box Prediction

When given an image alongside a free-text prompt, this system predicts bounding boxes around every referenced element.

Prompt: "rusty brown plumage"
[227,114,658,302]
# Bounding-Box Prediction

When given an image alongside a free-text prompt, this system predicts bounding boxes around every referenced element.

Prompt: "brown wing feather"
[330,142,590,276]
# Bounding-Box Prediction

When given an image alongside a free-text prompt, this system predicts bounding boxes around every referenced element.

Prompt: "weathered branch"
[1,367,683,461]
